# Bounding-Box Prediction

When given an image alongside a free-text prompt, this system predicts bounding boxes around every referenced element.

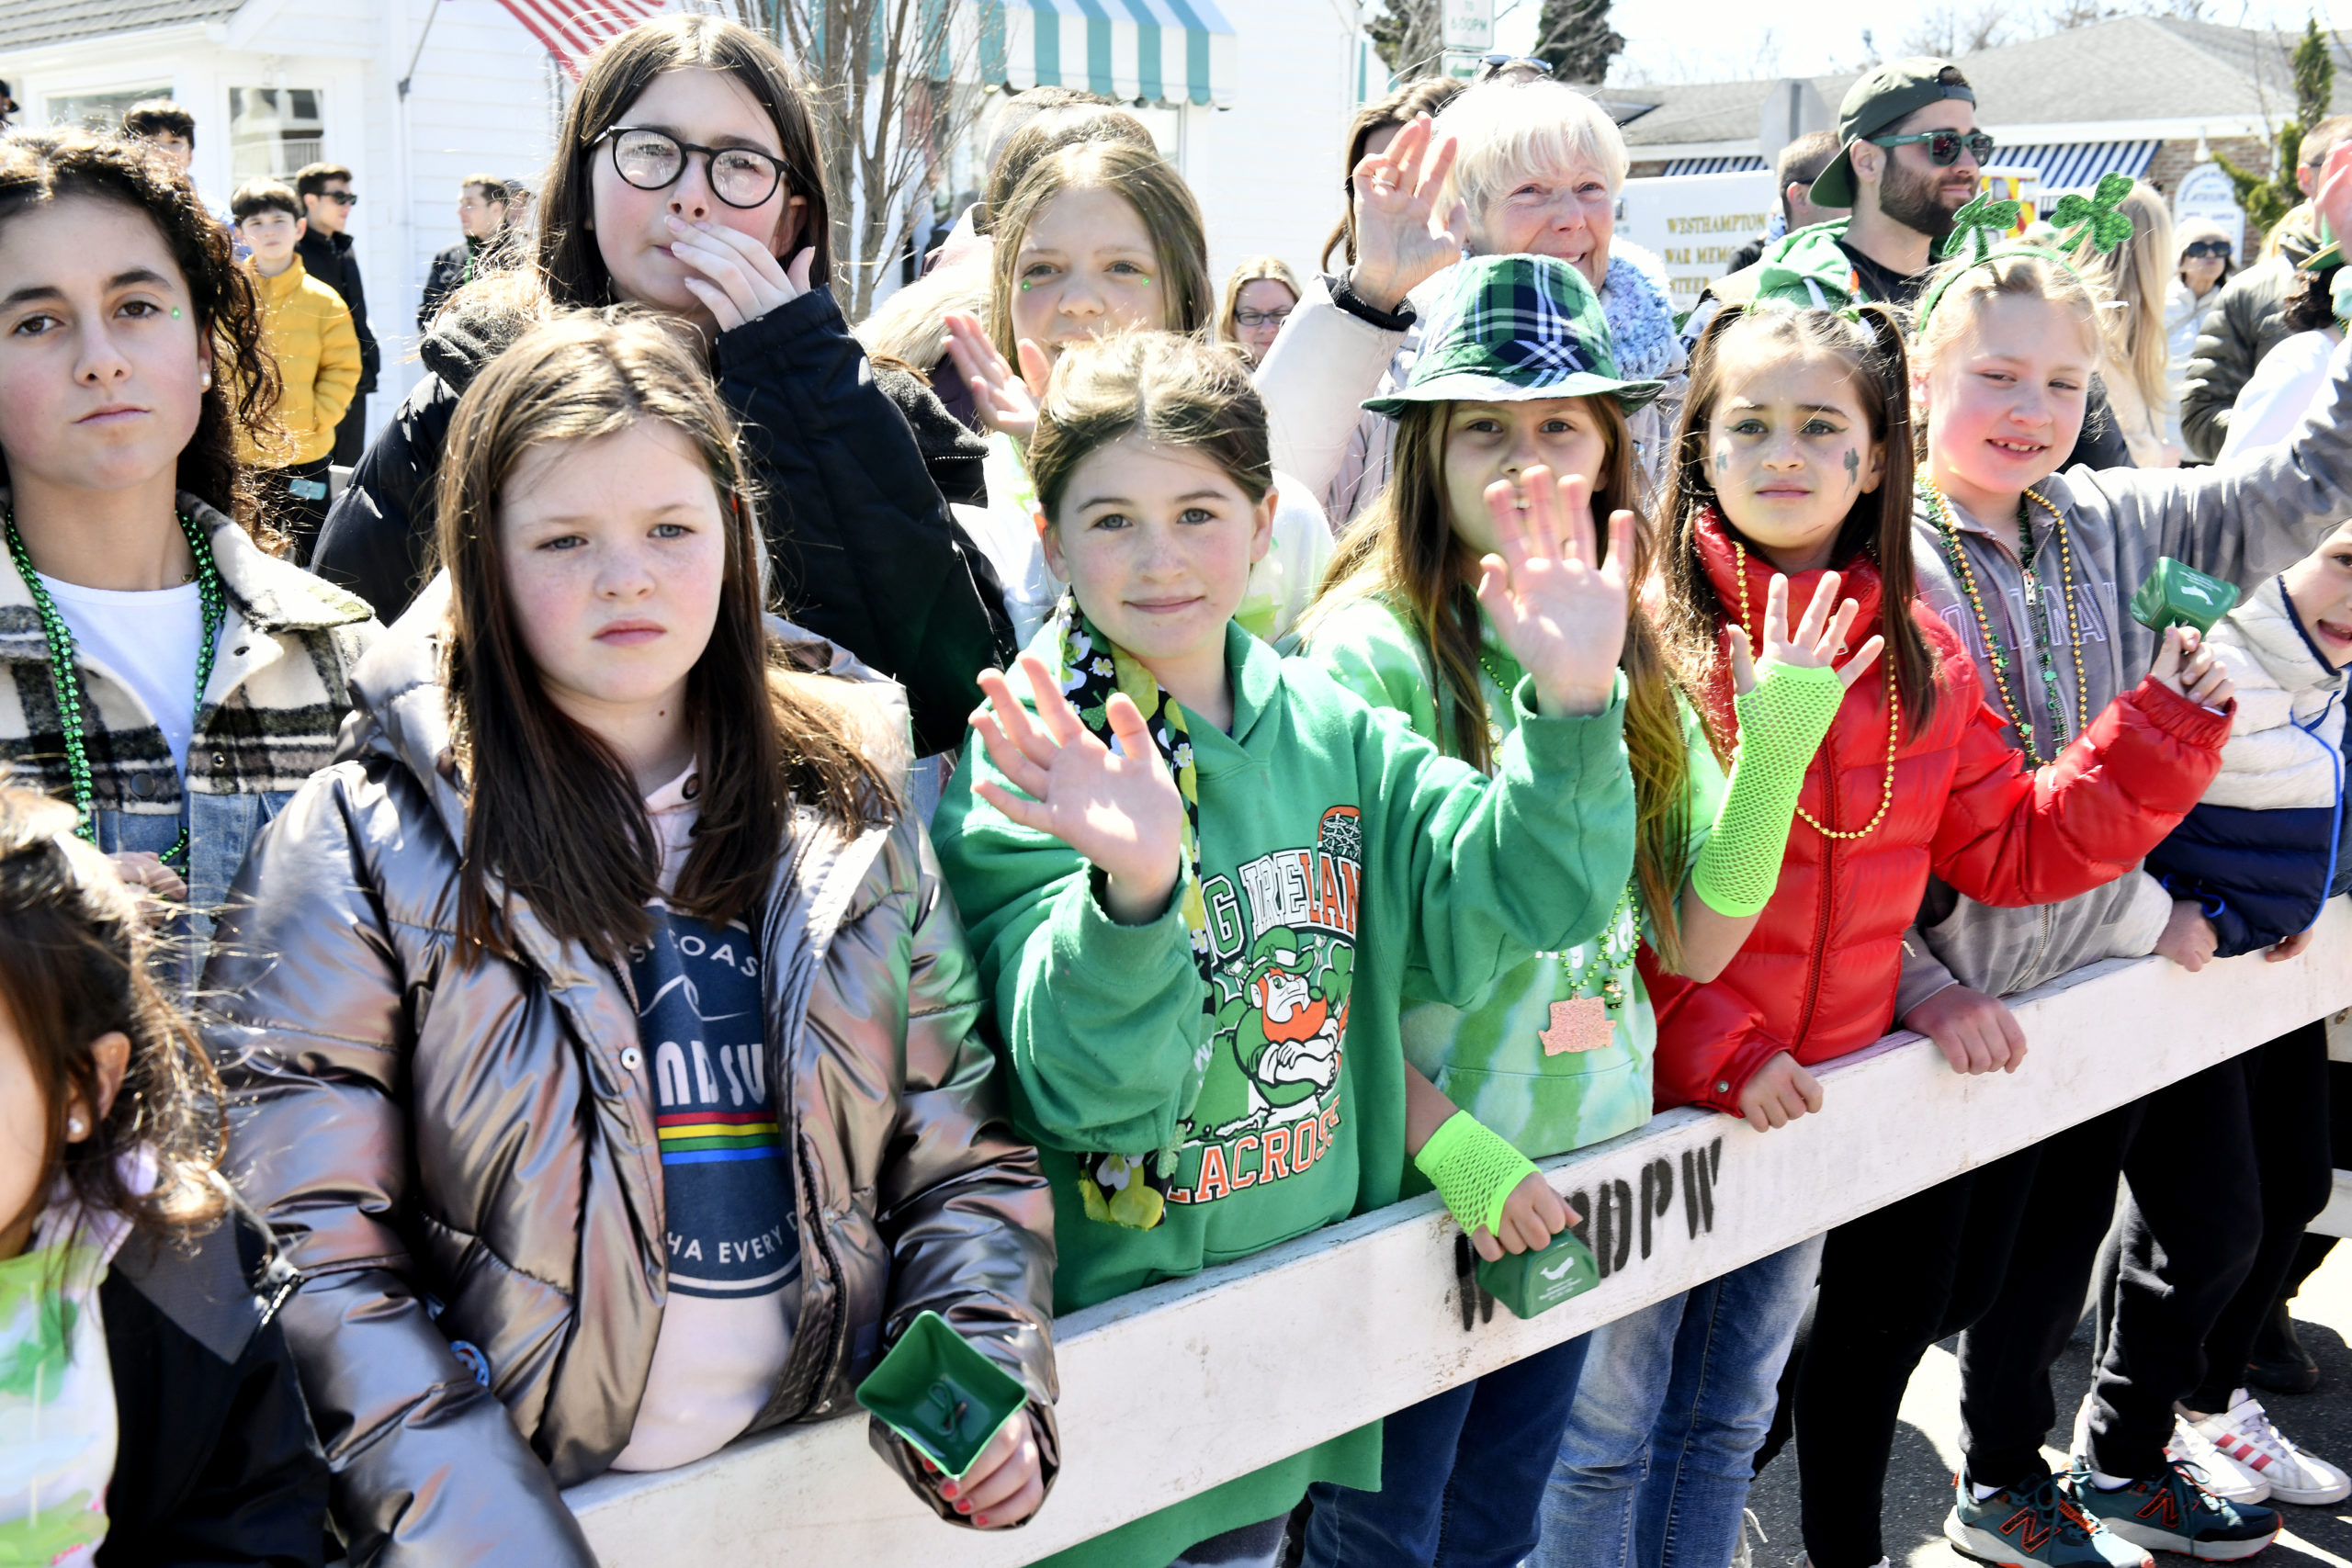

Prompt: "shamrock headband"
[1914,171,2136,323]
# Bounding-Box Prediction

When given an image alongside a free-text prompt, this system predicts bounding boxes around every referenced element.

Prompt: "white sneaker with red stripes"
[2164,1411,2271,1505]
[2182,1389,2352,1506]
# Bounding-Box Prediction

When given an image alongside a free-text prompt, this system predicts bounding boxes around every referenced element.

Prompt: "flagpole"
[398,0,444,98]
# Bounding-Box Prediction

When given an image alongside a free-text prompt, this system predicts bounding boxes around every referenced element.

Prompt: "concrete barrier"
[563,902,2352,1566]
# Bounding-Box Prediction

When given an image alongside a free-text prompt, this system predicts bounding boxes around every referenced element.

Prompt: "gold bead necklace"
[1732,538,1899,841]
[1919,481,2086,768]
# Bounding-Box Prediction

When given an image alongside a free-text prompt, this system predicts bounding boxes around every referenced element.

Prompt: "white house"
[1,0,1372,431]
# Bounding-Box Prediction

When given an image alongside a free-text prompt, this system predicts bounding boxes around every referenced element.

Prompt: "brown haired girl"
[0,129,374,987]
[311,14,1013,761]
[1540,298,2230,1568]
[939,141,1334,648]
[206,314,1057,1562]
[0,784,325,1565]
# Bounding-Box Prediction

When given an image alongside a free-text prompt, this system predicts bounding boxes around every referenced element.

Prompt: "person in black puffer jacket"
[315,16,1012,758]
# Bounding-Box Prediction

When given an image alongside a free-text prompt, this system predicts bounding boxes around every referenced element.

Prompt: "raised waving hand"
[1476,467,1632,718]
[970,654,1188,923]
[1726,571,1884,696]
[1348,114,1470,314]
[943,312,1054,441]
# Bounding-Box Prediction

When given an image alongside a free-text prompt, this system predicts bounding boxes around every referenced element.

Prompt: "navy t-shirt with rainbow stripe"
[634,907,800,1302]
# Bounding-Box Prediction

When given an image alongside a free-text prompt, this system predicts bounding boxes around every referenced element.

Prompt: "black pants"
[2089,1026,2335,1415]
[1792,1146,2044,1568]
[331,392,368,468]
[1959,1058,2264,1486]
[261,457,334,566]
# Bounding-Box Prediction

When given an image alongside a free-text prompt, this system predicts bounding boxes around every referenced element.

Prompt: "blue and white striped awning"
[1662,155,1767,176]
[1984,140,2160,196]
[984,0,1238,107]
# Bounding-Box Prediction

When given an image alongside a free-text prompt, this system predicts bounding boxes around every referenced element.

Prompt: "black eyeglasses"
[1870,129,1995,167]
[1234,306,1292,328]
[596,126,791,209]
[2181,240,2232,259]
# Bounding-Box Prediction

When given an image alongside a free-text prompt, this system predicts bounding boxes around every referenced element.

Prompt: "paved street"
[1747,1239,2352,1568]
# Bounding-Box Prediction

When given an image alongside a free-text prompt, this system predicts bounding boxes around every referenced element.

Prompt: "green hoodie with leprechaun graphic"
[933,619,1636,1568]
[1299,595,1729,1158]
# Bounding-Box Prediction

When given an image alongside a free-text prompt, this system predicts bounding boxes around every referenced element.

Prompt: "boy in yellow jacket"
[230,179,358,562]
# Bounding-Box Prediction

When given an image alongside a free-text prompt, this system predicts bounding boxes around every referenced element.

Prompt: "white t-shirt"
[38,577,206,776]
[610,766,800,1472]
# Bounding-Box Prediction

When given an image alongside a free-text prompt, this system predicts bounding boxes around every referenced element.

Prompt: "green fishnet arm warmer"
[1690,660,1848,918]
[1414,1111,1540,1237]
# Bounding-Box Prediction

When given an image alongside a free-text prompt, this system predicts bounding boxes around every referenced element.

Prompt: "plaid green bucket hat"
[1362,254,1665,418]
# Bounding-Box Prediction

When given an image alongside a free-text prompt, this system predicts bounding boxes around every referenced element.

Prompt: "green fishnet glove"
[1415,1111,1540,1238]
[1691,660,1847,918]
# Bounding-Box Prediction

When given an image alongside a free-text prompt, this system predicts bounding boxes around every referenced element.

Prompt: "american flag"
[493,0,671,77]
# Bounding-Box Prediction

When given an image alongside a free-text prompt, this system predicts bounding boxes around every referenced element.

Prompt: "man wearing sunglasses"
[295,162,379,468]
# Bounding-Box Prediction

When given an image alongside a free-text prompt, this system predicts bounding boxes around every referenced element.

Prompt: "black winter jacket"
[416,239,478,332]
[2181,217,2324,461]
[293,230,378,396]
[311,288,1012,756]
[96,1212,329,1567]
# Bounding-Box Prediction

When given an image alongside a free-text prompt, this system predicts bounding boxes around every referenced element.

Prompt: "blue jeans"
[1304,1333,1590,1568]
[94,789,292,995]
[1534,1235,1824,1568]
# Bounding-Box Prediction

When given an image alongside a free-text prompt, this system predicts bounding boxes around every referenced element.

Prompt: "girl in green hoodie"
[933,326,1641,1568]
[1291,254,1875,1568]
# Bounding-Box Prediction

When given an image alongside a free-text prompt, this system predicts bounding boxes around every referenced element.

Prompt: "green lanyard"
[2,508,229,868]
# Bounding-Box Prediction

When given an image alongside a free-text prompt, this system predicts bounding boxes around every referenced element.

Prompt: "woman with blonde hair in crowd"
[2071,180,2177,467]
[2168,218,2235,452]
[1218,255,1301,367]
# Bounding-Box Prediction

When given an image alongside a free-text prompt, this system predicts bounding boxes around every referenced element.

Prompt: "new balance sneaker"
[1944,1470,2153,1568]
[2168,1410,2273,1505]
[2186,1389,2352,1506]
[2064,1458,2281,1560]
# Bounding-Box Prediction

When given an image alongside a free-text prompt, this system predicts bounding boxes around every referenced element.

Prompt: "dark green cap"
[1362,254,1662,418]
[1807,57,1976,209]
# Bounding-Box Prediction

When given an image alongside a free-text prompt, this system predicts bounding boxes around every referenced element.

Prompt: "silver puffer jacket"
[203,591,1058,1565]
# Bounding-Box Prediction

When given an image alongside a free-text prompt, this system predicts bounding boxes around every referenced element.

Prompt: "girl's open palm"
[1476,468,1630,717]
[971,654,1188,919]
[943,312,1049,440]
[1726,571,1885,695]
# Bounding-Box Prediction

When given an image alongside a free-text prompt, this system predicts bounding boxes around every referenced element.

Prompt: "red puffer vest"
[1645,513,2231,1116]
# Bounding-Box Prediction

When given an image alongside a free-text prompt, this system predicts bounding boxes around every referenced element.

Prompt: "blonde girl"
[941,142,1335,646]
[1217,255,1301,367]
[2070,180,2176,466]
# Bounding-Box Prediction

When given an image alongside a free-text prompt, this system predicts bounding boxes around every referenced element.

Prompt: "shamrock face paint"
[1701,338,1885,577]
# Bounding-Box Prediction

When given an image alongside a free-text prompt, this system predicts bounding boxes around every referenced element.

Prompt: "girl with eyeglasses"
[1216,255,1301,368]
[311,15,1015,765]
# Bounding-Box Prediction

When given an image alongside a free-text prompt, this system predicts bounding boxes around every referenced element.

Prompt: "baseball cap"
[1806,58,1977,209]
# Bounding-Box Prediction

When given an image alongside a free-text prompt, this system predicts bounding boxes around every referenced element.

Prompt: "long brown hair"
[0,130,279,531]
[1300,395,1695,969]
[986,141,1212,365]
[0,787,225,1247]
[536,16,833,306]
[1657,303,1938,739]
[1321,78,1465,272]
[435,313,894,966]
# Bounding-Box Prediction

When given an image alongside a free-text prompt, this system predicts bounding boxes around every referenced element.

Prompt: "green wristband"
[1414,1111,1540,1238]
[1691,660,1847,918]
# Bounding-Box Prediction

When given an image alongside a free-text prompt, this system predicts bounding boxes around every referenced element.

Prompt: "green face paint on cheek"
[1714,447,1729,476]
[1845,447,1860,485]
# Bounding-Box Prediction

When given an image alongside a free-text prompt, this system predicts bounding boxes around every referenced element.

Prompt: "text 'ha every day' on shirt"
[609,768,800,1473]
[37,576,207,777]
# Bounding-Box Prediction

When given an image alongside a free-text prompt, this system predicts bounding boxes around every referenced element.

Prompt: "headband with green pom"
[1916,171,2135,322]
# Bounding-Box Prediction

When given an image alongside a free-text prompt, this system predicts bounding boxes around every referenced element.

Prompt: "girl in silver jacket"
[203,315,1058,1565]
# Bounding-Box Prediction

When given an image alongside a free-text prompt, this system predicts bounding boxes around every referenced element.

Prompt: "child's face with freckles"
[2282,520,2352,670]
[1703,340,1884,576]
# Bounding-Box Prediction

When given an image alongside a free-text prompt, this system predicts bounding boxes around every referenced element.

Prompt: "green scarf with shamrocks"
[1053,594,1215,1230]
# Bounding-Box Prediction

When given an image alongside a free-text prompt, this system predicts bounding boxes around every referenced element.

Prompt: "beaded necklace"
[1919,480,2086,767]
[1475,638,1635,1020]
[1730,538,1898,840]
[2,508,228,868]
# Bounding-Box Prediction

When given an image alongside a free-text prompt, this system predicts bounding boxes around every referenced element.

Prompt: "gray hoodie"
[1898,333,2352,1010]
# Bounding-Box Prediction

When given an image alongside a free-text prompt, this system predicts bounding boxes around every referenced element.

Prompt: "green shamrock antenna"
[2049,171,2136,256]
[1938,190,2024,265]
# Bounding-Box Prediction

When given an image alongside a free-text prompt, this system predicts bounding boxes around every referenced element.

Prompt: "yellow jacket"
[237,254,361,468]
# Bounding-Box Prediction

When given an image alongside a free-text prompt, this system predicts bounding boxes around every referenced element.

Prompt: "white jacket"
[2201,573,2346,811]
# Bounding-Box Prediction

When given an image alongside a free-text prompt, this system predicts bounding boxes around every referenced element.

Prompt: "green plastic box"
[854,1311,1029,1481]
[2129,558,2239,637]
[1476,1227,1600,1320]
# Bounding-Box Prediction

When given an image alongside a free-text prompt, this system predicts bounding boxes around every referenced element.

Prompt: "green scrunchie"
[1415,1111,1540,1238]
[1690,660,1848,918]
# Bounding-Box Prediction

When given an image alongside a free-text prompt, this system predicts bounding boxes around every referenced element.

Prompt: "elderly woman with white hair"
[1256,76,1686,524]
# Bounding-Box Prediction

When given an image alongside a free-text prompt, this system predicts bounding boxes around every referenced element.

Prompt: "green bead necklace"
[3,508,228,867]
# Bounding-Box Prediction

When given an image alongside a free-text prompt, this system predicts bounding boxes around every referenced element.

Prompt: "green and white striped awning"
[982,0,1238,107]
